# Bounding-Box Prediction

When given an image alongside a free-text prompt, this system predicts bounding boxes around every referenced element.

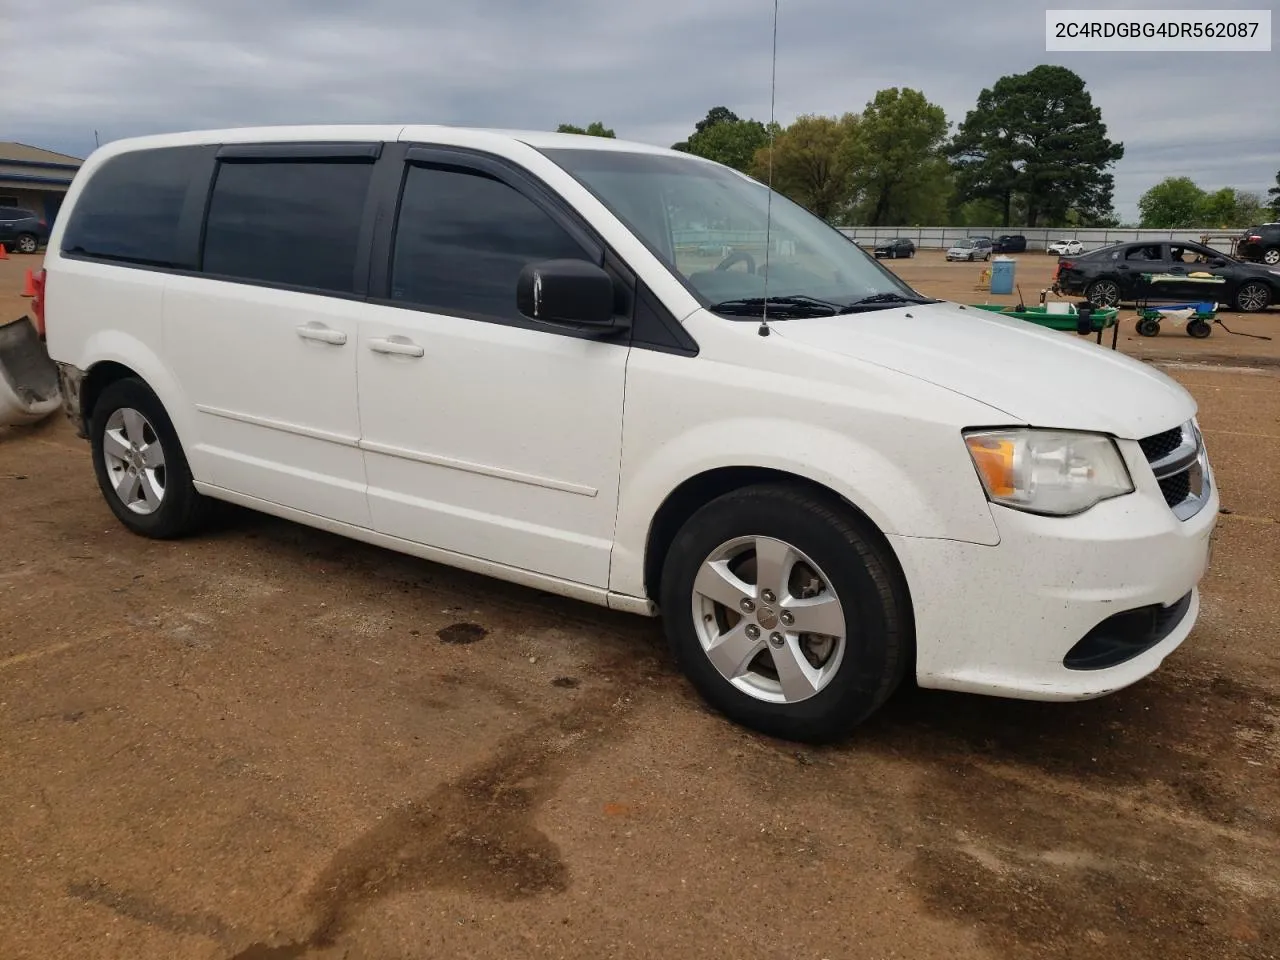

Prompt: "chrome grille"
[1140,420,1209,520]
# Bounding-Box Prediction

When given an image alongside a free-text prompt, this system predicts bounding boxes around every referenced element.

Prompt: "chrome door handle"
[368,336,425,358]
[296,323,347,345]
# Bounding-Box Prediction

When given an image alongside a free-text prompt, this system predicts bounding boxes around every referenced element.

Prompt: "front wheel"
[660,484,912,743]
[1263,247,1279,266]
[1235,281,1271,313]
[1187,319,1212,339]
[89,378,211,538]
[1137,317,1161,337]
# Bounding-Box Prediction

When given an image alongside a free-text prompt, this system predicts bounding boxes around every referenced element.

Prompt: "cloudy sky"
[7,0,1278,223]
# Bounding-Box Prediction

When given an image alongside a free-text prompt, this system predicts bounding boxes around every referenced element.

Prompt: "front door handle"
[296,323,347,346]
[368,336,425,358]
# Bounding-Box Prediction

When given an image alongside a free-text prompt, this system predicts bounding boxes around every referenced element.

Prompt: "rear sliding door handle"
[368,336,425,358]
[296,323,347,345]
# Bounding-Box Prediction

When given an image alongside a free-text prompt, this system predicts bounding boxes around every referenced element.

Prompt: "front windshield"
[539,148,924,314]
[954,240,975,248]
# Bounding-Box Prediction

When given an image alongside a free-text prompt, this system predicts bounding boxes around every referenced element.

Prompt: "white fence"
[835,226,1241,254]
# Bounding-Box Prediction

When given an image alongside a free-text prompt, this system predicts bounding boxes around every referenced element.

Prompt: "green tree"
[671,106,741,151]
[1137,177,1206,228]
[682,118,771,172]
[1233,190,1266,226]
[843,87,951,225]
[1267,170,1280,216]
[749,113,860,221]
[1199,187,1239,227]
[556,121,615,138]
[949,65,1123,227]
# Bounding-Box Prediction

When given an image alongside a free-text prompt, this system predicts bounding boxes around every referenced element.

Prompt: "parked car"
[1236,223,1280,266]
[945,238,991,261]
[0,206,49,254]
[873,238,915,259]
[1053,239,1276,312]
[34,125,1218,742]
[992,235,1027,253]
[1048,239,1083,256]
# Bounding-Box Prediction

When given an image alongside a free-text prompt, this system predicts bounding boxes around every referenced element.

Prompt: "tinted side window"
[390,165,592,319]
[61,146,206,266]
[202,160,373,294]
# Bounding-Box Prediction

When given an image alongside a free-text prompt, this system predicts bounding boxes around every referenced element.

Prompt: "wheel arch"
[640,466,915,621]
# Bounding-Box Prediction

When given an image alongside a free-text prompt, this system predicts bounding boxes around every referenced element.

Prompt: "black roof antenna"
[758,0,780,337]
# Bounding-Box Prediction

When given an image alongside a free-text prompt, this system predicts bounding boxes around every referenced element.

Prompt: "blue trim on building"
[0,173,75,186]
[0,157,81,171]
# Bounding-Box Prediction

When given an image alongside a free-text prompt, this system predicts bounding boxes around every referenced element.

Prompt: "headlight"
[963,428,1134,516]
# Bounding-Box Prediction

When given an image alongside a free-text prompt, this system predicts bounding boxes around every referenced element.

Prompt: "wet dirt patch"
[229,665,645,959]
[436,622,488,645]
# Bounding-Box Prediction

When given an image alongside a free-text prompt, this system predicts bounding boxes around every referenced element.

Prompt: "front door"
[163,146,379,527]
[1164,242,1232,303]
[355,149,629,587]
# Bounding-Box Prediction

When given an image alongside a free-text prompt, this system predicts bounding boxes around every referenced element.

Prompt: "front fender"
[609,416,1001,600]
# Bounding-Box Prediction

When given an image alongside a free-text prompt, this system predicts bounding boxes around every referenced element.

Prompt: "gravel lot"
[2,251,1278,959]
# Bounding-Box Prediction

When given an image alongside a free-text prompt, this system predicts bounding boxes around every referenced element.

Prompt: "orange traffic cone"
[21,269,38,297]
[0,244,8,260]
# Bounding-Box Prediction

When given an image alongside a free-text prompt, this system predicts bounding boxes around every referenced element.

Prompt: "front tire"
[89,378,211,539]
[1234,281,1271,313]
[660,484,912,743]
[1263,247,1279,266]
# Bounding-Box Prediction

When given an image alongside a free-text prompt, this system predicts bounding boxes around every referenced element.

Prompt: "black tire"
[1137,317,1161,337]
[1086,279,1121,308]
[89,377,211,539]
[659,483,912,743]
[1187,319,1212,339]
[15,233,38,254]
[1263,247,1279,266]
[1234,281,1271,313]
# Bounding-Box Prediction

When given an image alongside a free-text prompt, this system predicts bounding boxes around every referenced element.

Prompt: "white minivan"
[37,125,1217,741]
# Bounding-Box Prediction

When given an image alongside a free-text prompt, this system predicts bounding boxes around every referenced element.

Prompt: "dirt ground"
[2,250,1279,959]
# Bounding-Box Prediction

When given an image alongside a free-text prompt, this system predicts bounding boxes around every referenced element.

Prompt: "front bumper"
[889,450,1218,701]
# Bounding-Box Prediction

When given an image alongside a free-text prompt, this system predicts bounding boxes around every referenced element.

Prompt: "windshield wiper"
[838,292,937,313]
[708,294,844,318]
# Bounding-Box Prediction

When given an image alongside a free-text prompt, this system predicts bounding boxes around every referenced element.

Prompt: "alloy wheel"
[102,407,167,515]
[691,535,847,704]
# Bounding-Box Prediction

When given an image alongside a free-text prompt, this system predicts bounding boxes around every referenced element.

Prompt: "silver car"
[946,238,992,262]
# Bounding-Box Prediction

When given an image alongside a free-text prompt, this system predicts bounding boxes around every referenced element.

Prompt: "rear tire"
[15,233,38,254]
[1137,317,1161,337]
[659,483,912,743]
[1263,247,1279,266]
[89,378,211,539]
[1086,279,1121,308]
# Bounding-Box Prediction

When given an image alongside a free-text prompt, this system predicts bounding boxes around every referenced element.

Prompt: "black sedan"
[1053,239,1277,313]
[873,238,915,259]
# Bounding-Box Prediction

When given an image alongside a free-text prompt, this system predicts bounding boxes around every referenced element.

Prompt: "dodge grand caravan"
[40,125,1217,742]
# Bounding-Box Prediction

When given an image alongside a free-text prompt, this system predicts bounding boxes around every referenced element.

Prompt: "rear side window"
[201,160,373,294]
[389,165,592,319]
[61,146,206,266]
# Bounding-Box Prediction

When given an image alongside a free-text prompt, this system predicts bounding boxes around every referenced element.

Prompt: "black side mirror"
[517,259,621,331]
[1210,258,1227,267]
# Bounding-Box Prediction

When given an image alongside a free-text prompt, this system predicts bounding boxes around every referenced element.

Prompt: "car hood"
[772,300,1196,439]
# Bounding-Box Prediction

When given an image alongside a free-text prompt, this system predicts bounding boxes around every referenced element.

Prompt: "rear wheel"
[660,484,912,743]
[89,378,211,538]
[15,233,38,254]
[1086,279,1121,308]
[1137,317,1161,337]
[1263,247,1279,266]
[1235,281,1271,313]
